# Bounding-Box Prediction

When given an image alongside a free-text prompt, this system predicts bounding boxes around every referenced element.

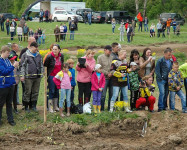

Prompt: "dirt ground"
[0,110,187,150]
[0,42,187,150]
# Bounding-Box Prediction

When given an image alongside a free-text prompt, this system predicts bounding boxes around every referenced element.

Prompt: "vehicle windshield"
[160,14,171,18]
[67,11,75,15]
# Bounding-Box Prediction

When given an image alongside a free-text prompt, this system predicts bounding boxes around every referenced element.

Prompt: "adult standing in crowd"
[17,24,23,43]
[131,19,135,41]
[19,37,36,109]
[5,19,10,35]
[54,25,60,42]
[70,21,76,40]
[111,42,120,60]
[166,18,172,35]
[10,19,17,36]
[83,11,88,24]
[127,24,133,43]
[76,50,96,105]
[19,17,26,28]
[60,23,64,41]
[87,12,92,25]
[63,23,67,41]
[155,48,172,112]
[74,16,78,30]
[139,48,155,80]
[138,20,142,32]
[45,10,49,22]
[39,9,44,22]
[112,18,116,34]
[97,45,113,111]
[37,27,42,45]
[0,46,19,126]
[172,19,177,34]
[23,23,29,42]
[20,42,43,112]
[157,20,162,37]
[144,16,149,32]
[44,44,64,113]
[0,14,5,31]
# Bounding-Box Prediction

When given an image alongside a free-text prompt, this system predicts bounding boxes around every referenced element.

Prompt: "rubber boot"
[97,105,101,113]
[124,101,132,113]
[110,101,115,112]
[67,107,70,117]
[48,99,54,113]
[53,98,59,112]
[59,108,65,118]
[93,105,97,113]
[24,102,30,113]
[32,101,38,112]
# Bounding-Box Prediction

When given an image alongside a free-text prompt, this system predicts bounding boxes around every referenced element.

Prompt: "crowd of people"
[0,39,187,126]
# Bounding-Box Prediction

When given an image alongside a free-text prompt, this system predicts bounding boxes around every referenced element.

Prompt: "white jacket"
[17,27,23,35]
[10,27,15,32]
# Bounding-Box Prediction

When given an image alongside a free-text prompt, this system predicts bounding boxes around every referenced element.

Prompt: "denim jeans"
[48,76,59,99]
[70,86,75,102]
[38,36,41,45]
[1,22,4,31]
[184,78,187,106]
[112,27,115,33]
[144,24,148,32]
[70,31,74,40]
[59,89,71,108]
[88,18,91,25]
[169,90,186,111]
[111,86,128,103]
[10,32,14,40]
[157,80,169,110]
[101,79,113,111]
[6,26,9,35]
[42,39,45,44]
[127,35,131,43]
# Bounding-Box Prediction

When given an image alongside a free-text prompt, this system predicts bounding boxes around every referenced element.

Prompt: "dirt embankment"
[0,111,187,150]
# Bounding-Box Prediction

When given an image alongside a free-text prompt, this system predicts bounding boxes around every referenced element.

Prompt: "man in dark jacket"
[20,42,43,112]
[10,19,17,35]
[155,48,173,112]
[0,46,19,126]
[0,14,5,31]
[54,25,60,42]
[10,43,19,61]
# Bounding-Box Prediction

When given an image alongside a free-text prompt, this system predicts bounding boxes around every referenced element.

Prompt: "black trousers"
[0,86,14,122]
[78,82,91,105]
[130,90,139,110]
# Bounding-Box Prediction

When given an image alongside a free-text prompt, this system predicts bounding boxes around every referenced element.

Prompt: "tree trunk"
[143,0,148,19]
[135,0,139,15]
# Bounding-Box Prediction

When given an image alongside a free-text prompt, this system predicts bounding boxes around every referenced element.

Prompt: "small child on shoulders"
[91,64,105,113]
[67,59,76,103]
[128,62,139,110]
[168,61,187,113]
[136,75,156,112]
[53,63,72,117]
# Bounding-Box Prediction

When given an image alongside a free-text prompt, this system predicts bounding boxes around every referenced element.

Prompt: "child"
[129,62,139,110]
[168,61,187,113]
[63,23,67,41]
[53,63,72,117]
[29,29,34,37]
[118,20,125,42]
[8,55,20,114]
[136,75,156,112]
[179,61,187,107]
[67,59,76,103]
[150,23,155,37]
[17,24,23,43]
[41,31,46,44]
[91,64,105,113]
[112,18,116,34]
[10,24,15,41]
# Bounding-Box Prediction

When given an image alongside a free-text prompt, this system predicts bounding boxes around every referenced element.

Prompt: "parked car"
[0,13,20,21]
[92,11,106,23]
[160,13,185,25]
[52,10,82,22]
[105,11,132,24]
[76,8,93,22]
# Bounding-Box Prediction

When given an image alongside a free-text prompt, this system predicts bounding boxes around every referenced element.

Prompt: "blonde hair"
[86,50,95,56]
[1,46,10,53]
[142,75,152,81]
[118,50,126,56]
[66,59,74,64]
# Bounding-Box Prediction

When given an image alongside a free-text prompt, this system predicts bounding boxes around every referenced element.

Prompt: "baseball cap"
[104,45,112,51]
[130,62,137,66]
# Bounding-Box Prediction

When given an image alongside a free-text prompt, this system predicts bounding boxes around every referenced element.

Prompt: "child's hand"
[99,88,102,92]
[84,63,88,67]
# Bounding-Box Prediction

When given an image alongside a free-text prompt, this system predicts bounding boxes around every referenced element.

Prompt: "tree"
[135,0,139,15]
[143,0,147,19]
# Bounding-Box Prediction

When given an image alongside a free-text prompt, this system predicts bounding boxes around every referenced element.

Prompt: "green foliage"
[173,51,186,64]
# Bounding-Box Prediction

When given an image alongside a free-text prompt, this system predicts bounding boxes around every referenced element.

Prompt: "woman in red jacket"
[91,64,105,113]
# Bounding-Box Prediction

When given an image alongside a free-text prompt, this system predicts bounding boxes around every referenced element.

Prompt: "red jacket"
[91,72,105,91]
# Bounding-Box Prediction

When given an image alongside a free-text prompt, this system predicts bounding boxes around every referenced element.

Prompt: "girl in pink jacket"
[91,64,105,113]
[76,50,96,105]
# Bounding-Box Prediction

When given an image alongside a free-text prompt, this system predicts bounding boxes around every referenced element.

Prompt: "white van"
[52,10,82,22]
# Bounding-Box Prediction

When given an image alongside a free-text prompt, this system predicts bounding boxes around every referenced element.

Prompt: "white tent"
[30,2,40,12]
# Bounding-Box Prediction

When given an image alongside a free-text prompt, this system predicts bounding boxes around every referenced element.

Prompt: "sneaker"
[8,121,16,126]
[125,107,132,113]
[182,110,187,113]
[149,110,154,113]
[14,109,19,114]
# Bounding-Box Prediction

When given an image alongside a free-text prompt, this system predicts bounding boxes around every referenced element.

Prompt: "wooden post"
[44,67,47,123]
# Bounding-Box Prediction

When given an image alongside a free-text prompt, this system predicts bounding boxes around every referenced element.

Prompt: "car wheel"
[54,17,57,22]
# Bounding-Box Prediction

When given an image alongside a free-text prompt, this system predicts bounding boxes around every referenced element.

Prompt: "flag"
[137,12,143,22]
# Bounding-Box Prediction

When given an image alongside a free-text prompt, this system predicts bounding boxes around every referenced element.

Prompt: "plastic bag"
[83,102,92,114]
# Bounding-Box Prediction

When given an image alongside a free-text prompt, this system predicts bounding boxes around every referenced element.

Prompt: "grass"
[0,19,187,136]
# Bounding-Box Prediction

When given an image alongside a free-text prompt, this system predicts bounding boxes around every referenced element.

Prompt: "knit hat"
[130,62,137,66]
[94,64,102,71]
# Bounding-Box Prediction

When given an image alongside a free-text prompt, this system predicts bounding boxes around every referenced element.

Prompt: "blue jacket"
[0,57,16,88]
[63,25,67,33]
[155,57,173,81]
[69,68,76,86]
